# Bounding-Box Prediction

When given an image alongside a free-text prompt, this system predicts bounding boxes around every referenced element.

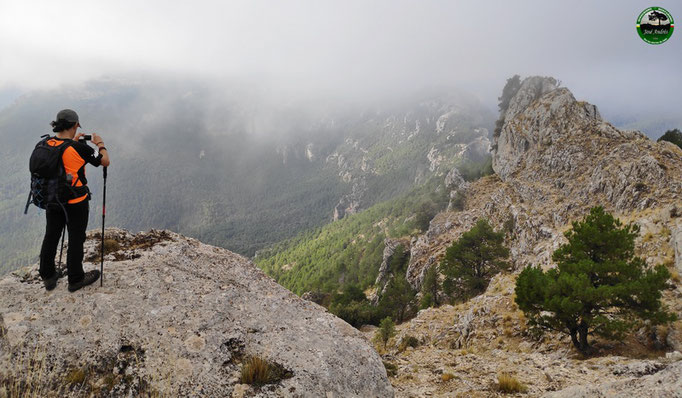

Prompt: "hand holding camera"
[74,132,104,147]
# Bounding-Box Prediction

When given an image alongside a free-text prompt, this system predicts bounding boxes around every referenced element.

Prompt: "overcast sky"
[1,0,680,122]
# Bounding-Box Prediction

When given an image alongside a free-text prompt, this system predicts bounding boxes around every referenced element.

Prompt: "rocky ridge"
[0,228,393,397]
[379,76,682,397]
[326,94,493,221]
[407,76,682,288]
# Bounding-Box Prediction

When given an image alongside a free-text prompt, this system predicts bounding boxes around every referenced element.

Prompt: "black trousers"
[39,200,89,284]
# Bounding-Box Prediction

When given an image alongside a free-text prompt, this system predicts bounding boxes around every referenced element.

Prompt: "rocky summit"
[372,76,682,397]
[0,228,393,397]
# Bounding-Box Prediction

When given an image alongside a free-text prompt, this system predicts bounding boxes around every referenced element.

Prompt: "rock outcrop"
[0,228,393,397]
[370,238,412,304]
[406,76,682,289]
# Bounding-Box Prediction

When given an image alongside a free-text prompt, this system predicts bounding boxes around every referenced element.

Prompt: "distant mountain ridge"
[0,76,494,273]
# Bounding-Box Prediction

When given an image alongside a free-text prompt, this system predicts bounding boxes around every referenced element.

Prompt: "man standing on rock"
[39,109,110,292]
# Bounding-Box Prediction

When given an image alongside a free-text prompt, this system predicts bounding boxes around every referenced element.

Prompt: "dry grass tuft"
[442,372,455,382]
[240,356,290,386]
[497,373,527,394]
[102,239,121,254]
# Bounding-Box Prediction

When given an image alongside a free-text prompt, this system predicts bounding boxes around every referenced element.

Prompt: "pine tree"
[420,265,439,309]
[379,275,416,323]
[493,74,522,143]
[377,317,396,349]
[515,207,675,353]
[441,218,510,300]
[657,128,682,149]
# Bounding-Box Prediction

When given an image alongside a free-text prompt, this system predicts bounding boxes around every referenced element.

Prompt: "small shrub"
[398,335,420,352]
[442,372,455,382]
[376,317,396,349]
[497,373,527,393]
[642,232,654,242]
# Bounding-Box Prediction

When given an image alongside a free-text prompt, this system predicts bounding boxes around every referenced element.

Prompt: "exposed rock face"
[371,238,412,303]
[0,228,393,397]
[332,179,365,221]
[326,94,493,220]
[406,76,682,289]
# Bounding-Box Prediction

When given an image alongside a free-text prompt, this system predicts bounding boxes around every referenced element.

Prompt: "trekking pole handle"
[103,166,107,179]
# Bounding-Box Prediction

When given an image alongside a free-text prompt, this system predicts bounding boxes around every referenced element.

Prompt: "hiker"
[38,109,110,292]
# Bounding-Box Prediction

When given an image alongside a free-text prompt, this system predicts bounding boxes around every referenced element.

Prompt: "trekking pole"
[100,166,107,287]
[58,225,66,271]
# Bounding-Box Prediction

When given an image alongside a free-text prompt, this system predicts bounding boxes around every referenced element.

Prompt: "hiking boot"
[68,270,100,292]
[43,274,58,291]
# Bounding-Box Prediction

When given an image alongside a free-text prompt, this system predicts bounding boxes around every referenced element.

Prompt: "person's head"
[50,109,82,138]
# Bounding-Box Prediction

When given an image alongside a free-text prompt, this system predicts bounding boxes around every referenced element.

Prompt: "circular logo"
[637,7,674,44]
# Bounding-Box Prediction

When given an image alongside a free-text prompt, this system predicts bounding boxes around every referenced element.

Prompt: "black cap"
[56,109,82,128]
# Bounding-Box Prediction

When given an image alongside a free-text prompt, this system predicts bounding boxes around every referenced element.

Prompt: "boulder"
[0,228,393,398]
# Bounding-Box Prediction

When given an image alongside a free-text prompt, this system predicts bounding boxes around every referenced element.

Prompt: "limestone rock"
[674,219,682,275]
[0,228,393,397]
[544,361,682,398]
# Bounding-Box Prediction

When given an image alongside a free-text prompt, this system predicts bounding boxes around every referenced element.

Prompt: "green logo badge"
[637,7,674,44]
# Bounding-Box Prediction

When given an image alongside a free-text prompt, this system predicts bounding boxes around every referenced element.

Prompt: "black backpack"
[23,134,86,219]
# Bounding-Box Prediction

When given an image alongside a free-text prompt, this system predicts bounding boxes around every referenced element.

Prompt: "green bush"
[398,335,420,352]
[515,206,676,353]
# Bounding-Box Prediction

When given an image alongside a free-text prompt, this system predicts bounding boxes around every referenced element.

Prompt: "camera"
[78,134,92,143]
